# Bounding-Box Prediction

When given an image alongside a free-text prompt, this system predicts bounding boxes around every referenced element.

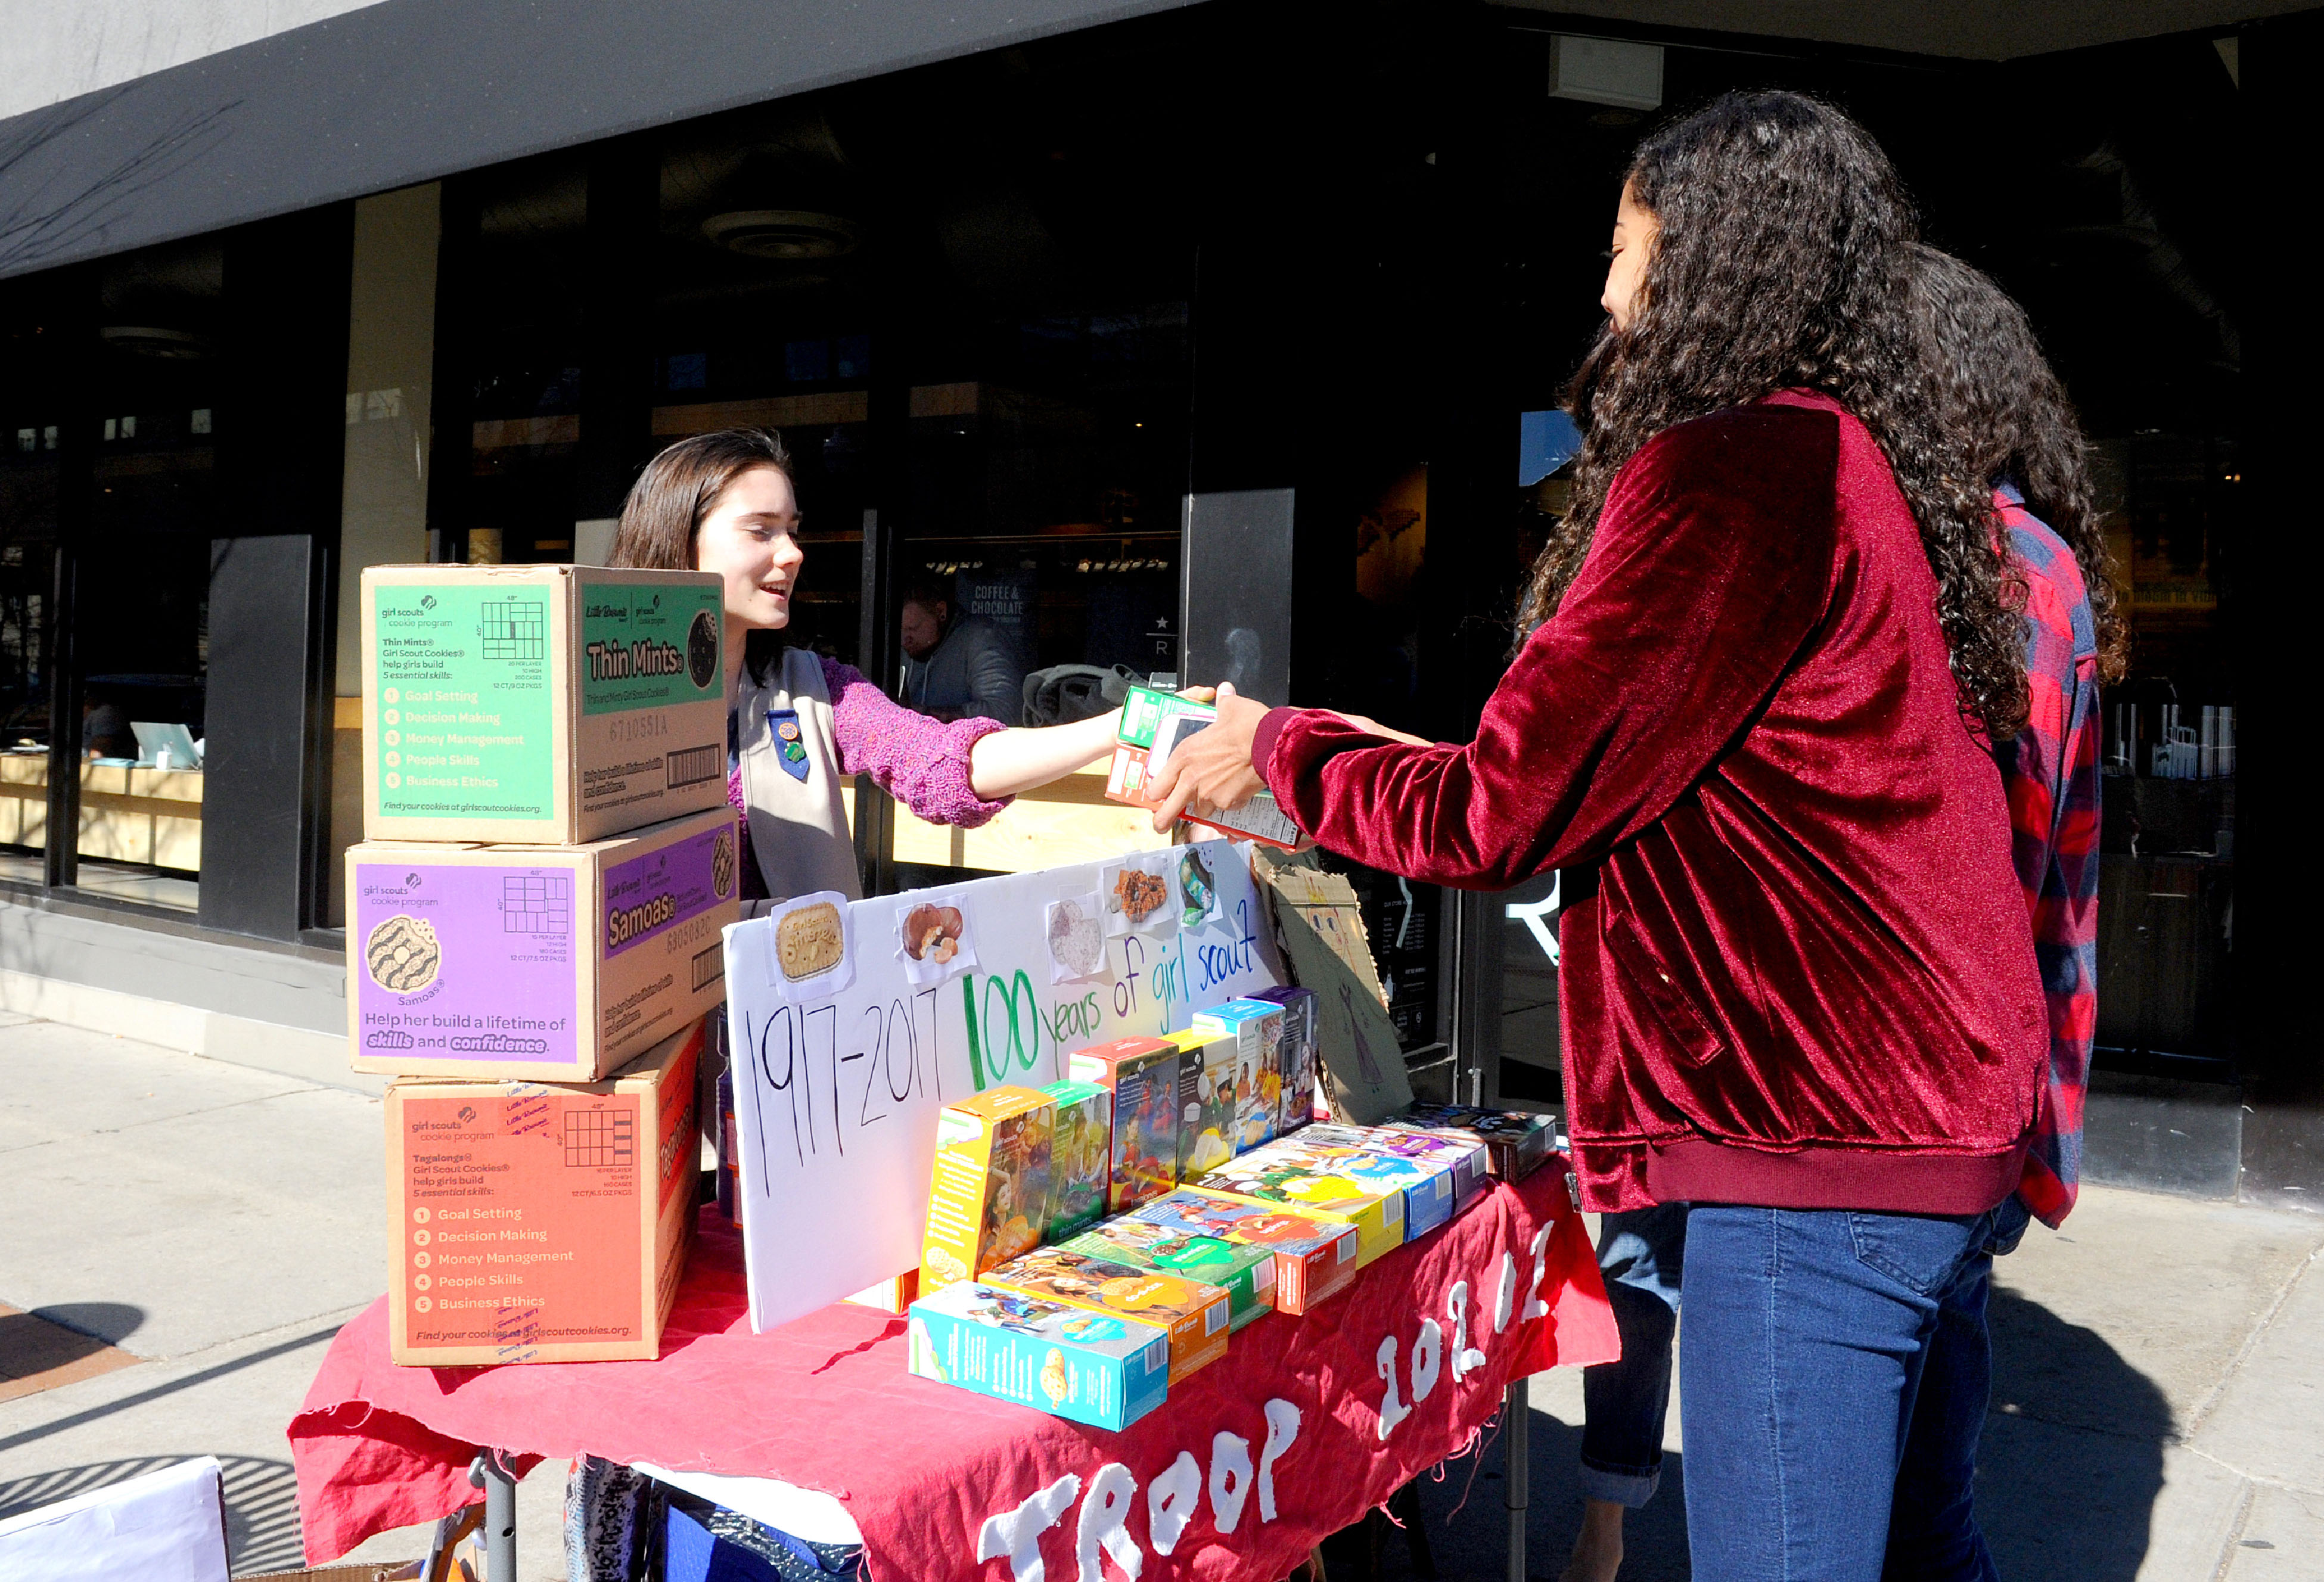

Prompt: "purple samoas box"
[347,807,740,1080]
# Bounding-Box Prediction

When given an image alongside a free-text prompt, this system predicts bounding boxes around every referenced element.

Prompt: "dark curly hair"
[1524,91,2030,740]
[1906,244,2127,684]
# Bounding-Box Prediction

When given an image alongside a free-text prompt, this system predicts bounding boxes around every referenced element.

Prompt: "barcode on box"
[1205,1299,1227,1337]
[1337,1229,1360,1264]
[667,743,721,790]
[691,943,725,992]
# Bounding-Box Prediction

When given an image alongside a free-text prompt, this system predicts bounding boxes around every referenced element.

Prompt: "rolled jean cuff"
[1576,1456,1661,1509]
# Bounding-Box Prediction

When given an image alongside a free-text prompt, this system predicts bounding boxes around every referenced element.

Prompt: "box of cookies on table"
[1382,1105,1556,1180]
[1065,1036,1185,1212]
[1127,1188,1362,1315]
[1188,1136,1407,1267]
[981,1244,1230,1383]
[919,1087,1055,1294]
[1058,1214,1276,1331]
[1293,1123,1468,1237]
[907,1280,1170,1430]
[1040,1079,1114,1241]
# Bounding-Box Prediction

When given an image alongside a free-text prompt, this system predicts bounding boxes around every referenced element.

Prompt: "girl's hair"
[607,427,796,571]
[1906,244,2127,683]
[1525,91,2030,740]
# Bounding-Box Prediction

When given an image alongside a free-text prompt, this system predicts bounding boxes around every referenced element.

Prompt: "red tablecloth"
[292,1165,1615,1582]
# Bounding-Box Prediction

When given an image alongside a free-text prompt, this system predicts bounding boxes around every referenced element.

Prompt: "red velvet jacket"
[1254,391,2048,1214]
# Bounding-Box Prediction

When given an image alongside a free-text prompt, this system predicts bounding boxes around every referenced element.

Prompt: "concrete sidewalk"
[3,1013,2320,1580]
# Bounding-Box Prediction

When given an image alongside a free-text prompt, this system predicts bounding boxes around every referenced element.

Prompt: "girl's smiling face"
[694,464,803,631]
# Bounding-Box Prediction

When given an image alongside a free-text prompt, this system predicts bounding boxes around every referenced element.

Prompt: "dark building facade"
[2,0,2317,1204]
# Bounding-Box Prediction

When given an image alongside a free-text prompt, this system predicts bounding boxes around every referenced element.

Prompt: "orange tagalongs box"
[385,1016,703,1366]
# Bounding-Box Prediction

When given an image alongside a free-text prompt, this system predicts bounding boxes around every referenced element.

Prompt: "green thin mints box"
[362,564,727,845]
[1118,685,1208,750]
[1061,1217,1277,1331]
[1040,1079,1114,1241]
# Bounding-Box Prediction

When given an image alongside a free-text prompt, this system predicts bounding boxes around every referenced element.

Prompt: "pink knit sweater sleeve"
[821,657,1012,828]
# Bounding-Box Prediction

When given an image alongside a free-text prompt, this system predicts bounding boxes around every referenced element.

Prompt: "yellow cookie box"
[919,1087,1055,1294]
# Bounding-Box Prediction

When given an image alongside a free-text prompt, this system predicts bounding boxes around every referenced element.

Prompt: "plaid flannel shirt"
[1994,485,2101,1227]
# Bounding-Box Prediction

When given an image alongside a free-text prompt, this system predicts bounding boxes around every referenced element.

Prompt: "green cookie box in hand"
[1060,1217,1277,1331]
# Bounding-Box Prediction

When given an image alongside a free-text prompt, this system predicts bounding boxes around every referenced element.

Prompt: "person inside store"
[81,698,137,762]
[1144,91,2051,1580]
[898,576,1027,725]
[608,427,1149,909]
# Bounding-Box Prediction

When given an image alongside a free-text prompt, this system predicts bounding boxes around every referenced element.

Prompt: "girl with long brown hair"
[1152,92,2049,1576]
[609,427,1141,907]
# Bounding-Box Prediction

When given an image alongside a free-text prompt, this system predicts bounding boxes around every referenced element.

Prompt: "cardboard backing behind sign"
[723,839,1284,1334]
[1251,851,1414,1123]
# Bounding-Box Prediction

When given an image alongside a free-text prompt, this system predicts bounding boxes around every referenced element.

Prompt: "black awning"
[0,0,1197,280]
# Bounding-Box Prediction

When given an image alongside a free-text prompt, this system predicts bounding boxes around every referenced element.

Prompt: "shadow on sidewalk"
[0,1453,304,1574]
[1976,1285,2172,1581]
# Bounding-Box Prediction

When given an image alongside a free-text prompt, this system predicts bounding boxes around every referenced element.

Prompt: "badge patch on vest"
[768,708,811,782]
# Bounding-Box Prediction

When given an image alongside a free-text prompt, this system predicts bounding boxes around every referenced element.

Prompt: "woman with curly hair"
[1153,92,2048,1575]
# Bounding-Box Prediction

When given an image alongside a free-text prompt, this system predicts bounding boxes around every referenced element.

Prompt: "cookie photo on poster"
[763,888,856,1000]
[1045,893,1109,984]
[897,890,979,986]
[1175,846,1221,929]
[1099,855,1175,938]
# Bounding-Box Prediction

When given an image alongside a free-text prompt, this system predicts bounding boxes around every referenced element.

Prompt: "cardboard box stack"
[353,564,741,1366]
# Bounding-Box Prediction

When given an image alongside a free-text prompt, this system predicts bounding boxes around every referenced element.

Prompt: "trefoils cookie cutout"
[776,901,845,982]
[366,914,442,993]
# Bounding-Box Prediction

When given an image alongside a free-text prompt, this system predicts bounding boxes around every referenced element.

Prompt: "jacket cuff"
[1250,706,1300,794]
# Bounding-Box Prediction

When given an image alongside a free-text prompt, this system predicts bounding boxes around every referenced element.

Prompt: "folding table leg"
[469,1451,518,1582]
[1504,1377,1528,1582]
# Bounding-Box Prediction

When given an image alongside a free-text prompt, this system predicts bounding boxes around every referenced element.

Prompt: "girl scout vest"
[734,647,862,905]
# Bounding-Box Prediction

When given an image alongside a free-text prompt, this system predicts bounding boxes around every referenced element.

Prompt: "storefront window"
[0,282,63,869]
[76,240,220,910]
[0,245,219,912]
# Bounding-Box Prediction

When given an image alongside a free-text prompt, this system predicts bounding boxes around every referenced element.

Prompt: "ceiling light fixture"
[701,210,862,261]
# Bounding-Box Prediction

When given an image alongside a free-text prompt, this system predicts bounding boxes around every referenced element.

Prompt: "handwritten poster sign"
[723,840,1285,1333]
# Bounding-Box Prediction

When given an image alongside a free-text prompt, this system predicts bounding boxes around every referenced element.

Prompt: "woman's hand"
[1145,683,1272,832]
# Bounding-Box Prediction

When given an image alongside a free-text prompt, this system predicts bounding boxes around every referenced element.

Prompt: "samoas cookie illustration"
[710,826,737,899]
[776,901,845,982]
[366,915,442,993]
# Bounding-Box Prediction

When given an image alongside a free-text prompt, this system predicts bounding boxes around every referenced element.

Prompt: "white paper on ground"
[0,1456,228,1582]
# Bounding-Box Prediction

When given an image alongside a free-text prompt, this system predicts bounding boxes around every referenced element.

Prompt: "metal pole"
[1505,1376,1529,1582]
[470,1451,517,1582]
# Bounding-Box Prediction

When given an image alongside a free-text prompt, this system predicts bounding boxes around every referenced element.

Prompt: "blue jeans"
[1881,1196,2028,1582]
[1680,1203,2014,1581]
[1577,1204,1689,1507]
